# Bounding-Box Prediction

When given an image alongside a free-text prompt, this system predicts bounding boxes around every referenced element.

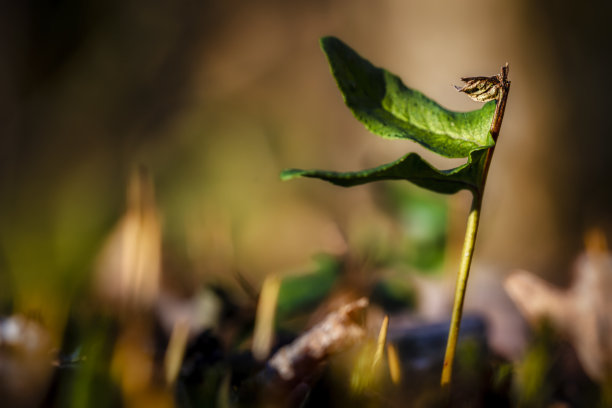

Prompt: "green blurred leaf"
[380,184,448,271]
[58,318,119,408]
[320,36,495,159]
[282,147,489,195]
[371,278,417,312]
[276,254,341,320]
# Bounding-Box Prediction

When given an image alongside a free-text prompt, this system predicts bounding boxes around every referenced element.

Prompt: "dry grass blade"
[164,319,190,385]
[252,274,281,361]
[387,343,402,385]
[373,315,389,367]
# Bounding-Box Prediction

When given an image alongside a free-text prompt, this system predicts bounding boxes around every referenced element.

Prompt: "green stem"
[440,193,482,386]
[440,64,510,387]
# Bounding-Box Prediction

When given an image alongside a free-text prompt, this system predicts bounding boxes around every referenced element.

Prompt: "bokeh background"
[1,0,612,405]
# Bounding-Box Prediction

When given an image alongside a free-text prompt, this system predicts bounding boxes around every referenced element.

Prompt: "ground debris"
[268,297,368,381]
[505,243,612,382]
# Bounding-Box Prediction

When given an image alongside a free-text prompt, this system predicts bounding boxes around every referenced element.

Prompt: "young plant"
[281,36,510,386]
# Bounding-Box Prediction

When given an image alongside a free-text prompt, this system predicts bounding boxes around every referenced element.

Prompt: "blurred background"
[1,0,612,406]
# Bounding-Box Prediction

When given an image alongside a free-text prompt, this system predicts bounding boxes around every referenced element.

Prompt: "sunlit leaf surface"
[282,37,497,195]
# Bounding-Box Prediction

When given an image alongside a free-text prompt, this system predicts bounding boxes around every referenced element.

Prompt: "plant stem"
[441,193,482,386]
[440,64,510,387]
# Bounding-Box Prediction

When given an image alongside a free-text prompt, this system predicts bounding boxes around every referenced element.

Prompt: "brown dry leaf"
[505,246,612,381]
[94,168,162,311]
[268,297,368,381]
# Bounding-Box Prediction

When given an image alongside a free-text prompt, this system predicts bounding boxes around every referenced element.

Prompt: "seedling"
[281,36,510,386]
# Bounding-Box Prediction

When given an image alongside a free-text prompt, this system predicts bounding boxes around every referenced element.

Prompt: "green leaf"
[281,148,489,195]
[378,184,448,271]
[320,36,496,158]
[371,277,417,312]
[276,254,341,320]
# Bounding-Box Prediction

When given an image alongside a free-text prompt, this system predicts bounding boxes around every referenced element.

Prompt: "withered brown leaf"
[455,75,502,102]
